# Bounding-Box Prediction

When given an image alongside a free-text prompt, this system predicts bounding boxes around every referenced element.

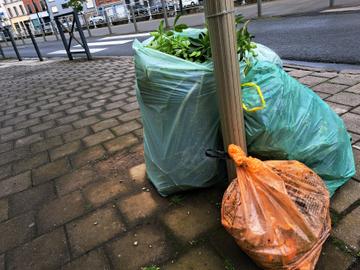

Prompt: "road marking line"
[99,33,151,40]
[73,40,133,47]
[321,6,360,13]
[47,48,106,55]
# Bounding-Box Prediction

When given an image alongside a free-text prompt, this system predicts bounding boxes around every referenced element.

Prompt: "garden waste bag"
[134,38,355,196]
[222,144,331,270]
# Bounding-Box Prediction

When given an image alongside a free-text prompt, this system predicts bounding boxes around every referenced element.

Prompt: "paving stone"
[128,163,147,184]
[0,254,3,270]
[66,105,88,114]
[0,212,35,253]
[313,83,348,95]
[13,151,49,174]
[50,140,82,161]
[104,133,138,153]
[92,118,119,132]
[37,191,86,233]
[0,147,31,166]
[298,75,328,87]
[112,120,141,136]
[46,124,74,138]
[118,110,141,122]
[72,145,106,168]
[121,102,139,112]
[329,74,360,86]
[30,120,55,133]
[83,130,115,147]
[354,149,360,181]
[110,93,127,102]
[0,142,12,154]
[209,228,260,270]
[350,133,360,144]
[162,198,220,242]
[56,168,98,196]
[346,83,360,94]
[67,207,125,256]
[331,180,360,213]
[31,136,63,153]
[73,116,100,129]
[15,133,43,148]
[342,113,360,134]
[43,111,65,122]
[17,107,38,116]
[8,182,56,217]
[0,171,31,199]
[327,92,360,107]
[0,164,12,180]
[15,118,40,129]
[311,71,338,79]
[53,103,73,113]
[7,228,70,270]
[0,126,13,135]
[0,129,26,143]
[29,109,49,119]
[57,114,81,125]
[84,108,103,117]
[61,248,111,270]
[107,225,170,270]
[84,178,128,207]
[0,199,8,222]
[100,109,122,119]
[351,106,360,115]
[316,240,355,270]
[163,246,225,270]
[117,191,159,224]
[33,158,71,185]
[332,206,360,251]
[63,127,91,143]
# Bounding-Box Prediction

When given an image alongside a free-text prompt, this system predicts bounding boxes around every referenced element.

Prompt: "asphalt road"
[1,11,360,64]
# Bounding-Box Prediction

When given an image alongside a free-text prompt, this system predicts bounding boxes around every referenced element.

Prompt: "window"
[51,6,58,13]
[13,6,19,16]
[40,1,47,11]
[27,4,33,14]
[19,5,25,15]
[61,3,68,9]
[86,0,94,8]
[7,8,13,18]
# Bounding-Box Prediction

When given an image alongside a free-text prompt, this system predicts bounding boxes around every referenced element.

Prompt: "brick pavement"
[0,58,359,270]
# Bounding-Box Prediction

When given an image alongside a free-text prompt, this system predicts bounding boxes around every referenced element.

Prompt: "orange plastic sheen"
[222,144,331,270]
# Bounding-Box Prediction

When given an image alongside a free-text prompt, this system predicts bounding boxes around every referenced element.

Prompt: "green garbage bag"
[134,37,355,197]
[242,61,355,196]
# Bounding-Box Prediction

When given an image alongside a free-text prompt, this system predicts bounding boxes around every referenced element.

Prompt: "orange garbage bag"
[221,144,331,270]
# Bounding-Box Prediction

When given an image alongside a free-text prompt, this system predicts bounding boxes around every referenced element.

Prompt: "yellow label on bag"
[241,82,266,112]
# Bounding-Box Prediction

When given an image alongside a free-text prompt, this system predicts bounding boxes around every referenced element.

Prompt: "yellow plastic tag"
[241,82,266,112]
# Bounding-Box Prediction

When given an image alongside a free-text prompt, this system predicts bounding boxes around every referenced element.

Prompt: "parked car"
[89,15,105,25]
[182,0,199,8]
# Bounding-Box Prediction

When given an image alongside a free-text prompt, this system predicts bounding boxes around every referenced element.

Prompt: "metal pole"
[51,21,59,40]
[54,17,73,60]
[4,27,22,61]
[179,0,183,14]
[257,0,262,17]
[161,0,169,29]
[104,10,113,35]
[0,42,4,58]
[330,0,334,7]
[130,5,138,33]
[25,23,43,61]
[73,12,92,60]
[82,14,92,37]
[204,0,247,179]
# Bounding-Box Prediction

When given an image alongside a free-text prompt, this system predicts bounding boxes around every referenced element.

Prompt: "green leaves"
[147,14,256,70]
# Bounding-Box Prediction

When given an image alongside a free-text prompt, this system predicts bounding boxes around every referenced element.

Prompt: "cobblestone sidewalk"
[0,58,359,270]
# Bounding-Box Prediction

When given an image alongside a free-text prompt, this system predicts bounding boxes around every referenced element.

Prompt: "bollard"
[4,27,22,61]
[257,0,262,17]
[330,0,334,7]
[161,0,170,29]
[82,14,92,37]
[25,23,43,61]
[130,5,139,33]
[104,10,113,35]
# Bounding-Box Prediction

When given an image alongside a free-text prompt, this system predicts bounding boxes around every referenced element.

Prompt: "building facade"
[45,0,97,19]
[22,0,49,31]
[3,0,29,33]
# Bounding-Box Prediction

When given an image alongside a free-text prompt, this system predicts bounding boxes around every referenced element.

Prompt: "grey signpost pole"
[257,0,262,17]
[161,0,170,29]
[330,0,334,7]
[130,5,138,33]
[104,10,113,35]
[82,14,92,37]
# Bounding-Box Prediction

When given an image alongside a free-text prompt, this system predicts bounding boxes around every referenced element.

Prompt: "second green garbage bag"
[133,40,355,197]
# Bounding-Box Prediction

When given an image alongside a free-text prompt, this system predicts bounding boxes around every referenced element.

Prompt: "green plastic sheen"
[133,32,355,197]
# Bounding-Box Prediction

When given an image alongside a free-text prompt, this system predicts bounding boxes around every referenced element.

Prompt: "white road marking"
[73,40,133,47]
[321,5,360,13]
[100,33,151,40]
[47,48,106,55]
